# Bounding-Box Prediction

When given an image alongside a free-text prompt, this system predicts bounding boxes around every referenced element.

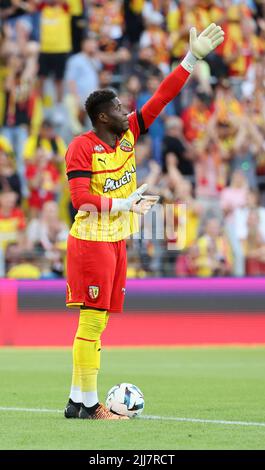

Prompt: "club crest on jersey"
[94,144,104,152]
[88,286,99,299]
[120,138,133,152]
[103,165,136,193]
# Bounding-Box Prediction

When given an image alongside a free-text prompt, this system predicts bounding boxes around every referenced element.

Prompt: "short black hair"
[85,89,117,125]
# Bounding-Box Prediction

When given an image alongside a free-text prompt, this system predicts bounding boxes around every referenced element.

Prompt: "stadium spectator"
[195,136,227,219]
[242,209,265,276]
[230,114,263,188]
[23,118,67,165]
[37,0,72,103]
[25,147,61,215]
[0,1,37,41]
[1,51,35,196]
[135,136,161,189]
[88,0,123,42]
[0,190,26,253]
[64,37,102,134]
[194,217,233,277]
[26,200,67,250]
[123,0,145,45]
[219,169,249,275]
[0,135,13,155]
[175,178,202,250]
[0,147,22,204]
[233,188,265,244]
[6,247,42,279]
[220,170,249,223]
[137,73,175,164]
[140,10,170,75]
[162,116,194,182]
[68,0,87,54]
[166,0,213,67]
[181,91,213,143]
[175,244,198,277]
[125,75,141,110]
[133,46,162,87]
[26,200,68,277]
[169,178,202,276]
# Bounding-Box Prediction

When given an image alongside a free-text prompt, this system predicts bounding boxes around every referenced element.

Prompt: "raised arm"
[141,23,224,130]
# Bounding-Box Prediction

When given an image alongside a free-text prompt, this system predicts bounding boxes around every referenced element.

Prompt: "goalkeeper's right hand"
[111,184,160,215]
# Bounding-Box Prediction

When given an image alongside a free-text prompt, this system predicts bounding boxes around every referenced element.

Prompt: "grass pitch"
[0,346,265,450]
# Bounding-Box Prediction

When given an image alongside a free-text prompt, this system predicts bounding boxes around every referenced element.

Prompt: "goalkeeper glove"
[111,184,159,215]
[181,23,224,73]
[189,23,224,60]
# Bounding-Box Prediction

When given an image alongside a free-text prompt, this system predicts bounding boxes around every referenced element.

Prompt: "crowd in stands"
[1,0,265,279]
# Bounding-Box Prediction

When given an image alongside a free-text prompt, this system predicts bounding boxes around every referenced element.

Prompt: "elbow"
[70,196,81,211]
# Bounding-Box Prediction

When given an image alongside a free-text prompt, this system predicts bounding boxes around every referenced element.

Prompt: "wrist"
[181,51,198,73]
[110,198,131,214]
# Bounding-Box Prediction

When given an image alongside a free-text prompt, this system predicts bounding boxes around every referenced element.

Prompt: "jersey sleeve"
[65,136,93,179]
[65,136,112,213]
[128,110,147,143]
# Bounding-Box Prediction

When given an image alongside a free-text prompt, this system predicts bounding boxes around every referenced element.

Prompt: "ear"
[98,112,108,124]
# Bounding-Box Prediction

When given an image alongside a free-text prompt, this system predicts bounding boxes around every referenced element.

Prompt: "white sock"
[69,385,82,403]
[82,391,99,408]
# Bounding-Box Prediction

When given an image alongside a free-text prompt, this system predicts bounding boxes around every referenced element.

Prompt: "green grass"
[0,347,265,450]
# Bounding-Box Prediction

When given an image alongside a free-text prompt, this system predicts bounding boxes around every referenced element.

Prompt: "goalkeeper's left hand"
[189,23,224,60]
[130,193,160,215]
[110,183,159,215]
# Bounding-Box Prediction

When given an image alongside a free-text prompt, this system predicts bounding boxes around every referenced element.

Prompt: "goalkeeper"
[64,24,224,420]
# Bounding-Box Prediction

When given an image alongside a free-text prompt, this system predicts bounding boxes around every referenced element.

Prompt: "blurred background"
[1,0,265,281]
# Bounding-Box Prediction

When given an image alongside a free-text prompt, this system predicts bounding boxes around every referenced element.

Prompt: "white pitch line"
[0,406,265,428]
[0,406,61,413]
[140,415,265,427]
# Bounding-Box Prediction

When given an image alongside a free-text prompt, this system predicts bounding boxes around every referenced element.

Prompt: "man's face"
[104,98,129,136]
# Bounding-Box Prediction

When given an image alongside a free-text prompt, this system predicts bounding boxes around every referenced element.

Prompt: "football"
[105,383,145,418]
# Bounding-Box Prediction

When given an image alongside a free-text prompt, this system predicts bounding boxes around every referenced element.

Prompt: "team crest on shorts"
[89,286,100,300]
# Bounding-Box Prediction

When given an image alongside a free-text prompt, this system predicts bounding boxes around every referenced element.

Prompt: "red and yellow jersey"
[65,111,143,242]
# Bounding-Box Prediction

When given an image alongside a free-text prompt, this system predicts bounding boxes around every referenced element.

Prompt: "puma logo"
[98,158,106,165]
